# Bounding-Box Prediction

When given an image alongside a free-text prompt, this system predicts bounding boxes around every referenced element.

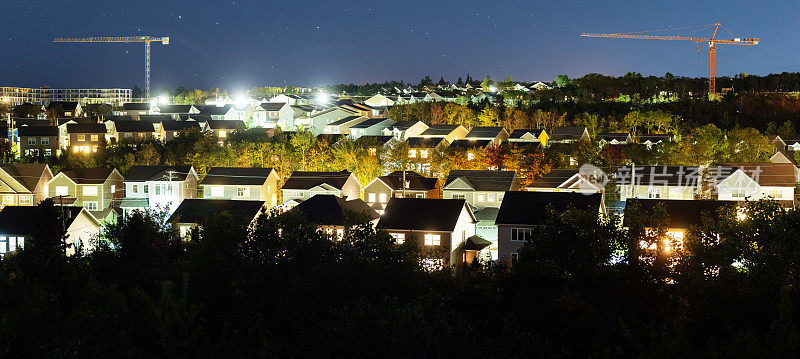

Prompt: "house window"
[488,193,496,202]
[511,228,533,242]
[83,201,98,211]
[218,130,227,138]
[510,253,519,261]
[378,193,387,203]
[467,152,475,160]
[155,185,161,195]
[2,195,14,205]
[424,233,441,246]
[409,149,417,158]
[55,186,69,196]
[111,185,116,195]
[77,134,85,141]
[367,193,376,203]
[421,258,444,271]
[420,150,429,159]
[41,137,49,145]
[390,232,405,244]
[82,186,98,196]
[416,193,424,198]
[477,193,486,202]
[451,193,466,200]
[647,188,662,199]
[210,186,224,197]
[143,185,149,194]
[132,184,138,194]
[732,188,745,198]
[768,189,782,199]
[27,138,36,145]
[237,187,250,197]
[90,134,99,142]
[19,196,31,205]
[498,193,504,201]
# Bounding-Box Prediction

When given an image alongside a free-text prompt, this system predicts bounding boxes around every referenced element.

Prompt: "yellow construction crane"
[54,36,170,99]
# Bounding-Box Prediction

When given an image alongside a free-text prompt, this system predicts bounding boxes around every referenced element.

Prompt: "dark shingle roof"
[420,124,461,137]
[57,117,95,126]
[377,171,438,191]
[0,163,49,192]
[449,139,491,150]
[0,206,84,235]
[317,134,343,144]
[291,195,379,226]
[125,165,193,182]
[168,199,265,224]
[444,170,517,191]
[260,102,287,111]
[201,167,274,186]
[122,103,151,111]
[66,123,107,134]
[105,115,133,122]
[45,101,78,111]
[18,126,58,137]
[113,121,155,133]
[527,169,580,189]
[199,104,235,116]
[16,119,50,128]
[60,167,116,184]
[495,191,603,226]
[161,120,201,131]
[155,105,193,114]
[406,137,444,148]
[328,115,365,126]
[713,163,796,187]
[139,115,173,123]
[473,207,499,222]
[350,118,392,129]
[282,170,353,190]
[206,120,245,130]
[465,126,504,139]
[623,199,735,229]
[183,114,213,123]
[597,133,630,141]
[549,126,587,140]
[509,129,545,140]
[377,198,471,231]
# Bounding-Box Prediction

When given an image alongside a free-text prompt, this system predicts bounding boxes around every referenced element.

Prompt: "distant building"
[0,86,131,107]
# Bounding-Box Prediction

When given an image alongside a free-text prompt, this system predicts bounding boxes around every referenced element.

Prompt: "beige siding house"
[442,170,520,209]
[46,168,124,211]
[0,163,53,207]
[200,167,280,207]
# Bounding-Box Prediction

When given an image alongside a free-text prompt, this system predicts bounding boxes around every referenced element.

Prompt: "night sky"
[2,0,798,91]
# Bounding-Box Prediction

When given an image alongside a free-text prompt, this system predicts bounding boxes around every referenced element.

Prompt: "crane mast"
[581,23,758,95]
[54,36,170,99]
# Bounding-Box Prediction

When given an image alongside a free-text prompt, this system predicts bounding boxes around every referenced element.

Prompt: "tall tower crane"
[581,23,758,95]
[54,36,170,99]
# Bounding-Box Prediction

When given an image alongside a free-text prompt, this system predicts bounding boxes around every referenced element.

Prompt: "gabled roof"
[386,120,424,131]
[444,170,517,192]
[449,139,491,150]
[206,120,245,130]
[465,126,505,139]
[328,115,366,126]
[201,167,274,186]
[349,118,392,129]
[0,163,50,192]
[161,120,202,131]
[407,137,444,148]
[45,101,79,111]
[122,103,151,111]
[66,123,107,134]
[623,199,735,229]
[259,102,287,111]
[377,171,438,191]
[420,124,461,137]
[473,207,500,222]
[282,170,353,190]
[16,119,50,128]
[377,198,473,232]
[291,194,379,226]
[182,114,213,123]
[0,205,85,235]
[125,165,194,182]
[527,169,581,189]
[495,191,603,226]
[18,126,58,137]
[57,117,95,126]
[105,115,133,122]
[199,104,235,116]
[59,167,117,184]
[113,121,155,133]
[508,128,545,140]
[616,166,700,187]
[713,163,796,187]
[168,199,265,224]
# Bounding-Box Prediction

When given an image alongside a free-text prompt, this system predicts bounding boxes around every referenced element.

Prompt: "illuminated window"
[77,134,85,141]
[487,193,496,202]
[210,186,224,197]
[420,150,429,158]
[91,135,99,142]
[218,130,227,138]
[732,188,745,198]
[424,233,441,246]
[55,186,69,196]
[477,193,486,202]
[111,185,116,195]
[82,186,98,196]
[451,193,465,200]
[647,188,662,199]
[19,196,31,205]
[390,232,405,244]
[409,149,416,158]
[467,152,475,160]
[2,195,14,205]
[83,201,98,211]
[511,228,532,242]
[237,187,250,197]
[367,193,376,203]
[378,193,387,203]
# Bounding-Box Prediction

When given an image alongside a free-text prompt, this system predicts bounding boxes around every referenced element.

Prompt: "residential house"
[448,139,493,162]
[44,101,82,117]
[0,205,102,257]
[418,124,469,144]
[349,118,395,139]
[281,170,361,208]
[46,167,123,213]
[362,170,439,212]
[0,164,52,207]
[200,167,280,207]
[382,120,429,140]
[508,129,549,146]
[597,133,632,145]
[785,140,800,152]
[290,194,380,239]
[199,104,240,121]
[525,168,605,193]
[152,104,198,119]
[205,120,245,143]
[323,115,369,135]
[549,126,590,143]
[253,102,293,128]
[119,165,198,216]
[270,94,309,106]
[443,170,520,209]
[66,123,108,154]
[473,207,500,261]
[638,134,675,148]
[712,163,797,208]
[298,107,358,135]
[108,120,156,143]
[18,126,58,157]
[406,137,446,174]
[159,120,202,142]
[377,198,482,267]
[169,199,267,237]
[364,94,395,107]
[57,117,95,148]
[464,126,509,146]
[616,165,700,201]
[495,191,604,261]
[120,103,152,119]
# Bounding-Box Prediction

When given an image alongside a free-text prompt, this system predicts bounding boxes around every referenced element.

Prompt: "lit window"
[648,188,662,199]
[416,193,424,198]
[378,193,387,203]
[424,233,441,246]
[82,186,98,196]
[0,237,6,255]
[390,232,405,244]
[511,228,533,242]
[467,152,475,160]
[55,186,69,196]
[420,150,429,158]
[219,130,227,138]
[409,149,416,158]
[2,195,14,205]
[19,196,31,205]
[83,201,98,211]
[477,193,486,202]
[487,193,496,202]
[367,193,376,203]
[237,187,250,197]
[77,134,85,141]
[111,185,116,195]
[211,186,224,197]
[91,134,99,141]
[452,193,465,200]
